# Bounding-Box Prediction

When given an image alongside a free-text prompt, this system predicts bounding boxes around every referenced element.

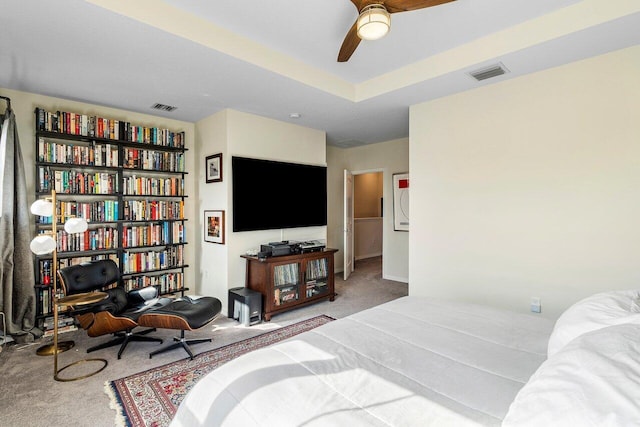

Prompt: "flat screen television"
[232,156,327,232]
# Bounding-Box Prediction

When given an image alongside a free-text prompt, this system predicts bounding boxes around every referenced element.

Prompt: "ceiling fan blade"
[337,21,361,62]
[338,0,455,62]
[384,0,456,14]
[350,0,369,11]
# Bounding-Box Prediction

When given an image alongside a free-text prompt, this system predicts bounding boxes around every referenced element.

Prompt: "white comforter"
[171,296,553,427]
[503,323,640,426]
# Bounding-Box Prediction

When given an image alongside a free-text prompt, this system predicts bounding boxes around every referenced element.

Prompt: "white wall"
[0,87,198,292]
[409,45,640,320]
[327,138,409,282]
[195,110,229,306]
[196,109,327,313]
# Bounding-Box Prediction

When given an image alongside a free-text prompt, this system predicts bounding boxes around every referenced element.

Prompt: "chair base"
[87,328,162,359]
[149,330,211,360]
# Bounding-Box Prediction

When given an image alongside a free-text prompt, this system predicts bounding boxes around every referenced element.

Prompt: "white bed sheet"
[171,296,553,427]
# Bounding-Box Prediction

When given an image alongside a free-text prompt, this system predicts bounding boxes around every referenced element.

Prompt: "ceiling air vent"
[469,63,509,82]
[151,103,177,112]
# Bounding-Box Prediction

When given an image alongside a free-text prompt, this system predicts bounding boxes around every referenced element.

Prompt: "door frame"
[343,169,354,280]
[344,168,385,280]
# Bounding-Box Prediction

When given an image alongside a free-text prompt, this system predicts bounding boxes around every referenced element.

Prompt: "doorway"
[344,170,384,280]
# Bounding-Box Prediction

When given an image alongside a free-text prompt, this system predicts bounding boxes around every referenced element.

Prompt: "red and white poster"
[393,173,409,231]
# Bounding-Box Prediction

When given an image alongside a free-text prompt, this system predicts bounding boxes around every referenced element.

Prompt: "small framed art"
[205,153,222,183]
[204,210,225,244]
[393,173,409,231]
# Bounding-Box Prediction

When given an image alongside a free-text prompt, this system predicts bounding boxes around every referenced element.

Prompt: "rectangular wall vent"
[151,103,177,112]
[469,63,509,82]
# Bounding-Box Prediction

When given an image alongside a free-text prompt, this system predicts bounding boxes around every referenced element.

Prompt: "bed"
[171,292,640,426]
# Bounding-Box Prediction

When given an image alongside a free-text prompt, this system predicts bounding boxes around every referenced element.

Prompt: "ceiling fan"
[338,0,457,62]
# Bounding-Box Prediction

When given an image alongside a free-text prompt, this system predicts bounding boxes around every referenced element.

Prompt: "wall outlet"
[530,297,541,313]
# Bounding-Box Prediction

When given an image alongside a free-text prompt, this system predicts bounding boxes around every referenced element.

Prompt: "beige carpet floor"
[0,256,407,427]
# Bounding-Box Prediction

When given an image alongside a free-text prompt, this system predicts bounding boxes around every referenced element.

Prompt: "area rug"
[105,315,334,427]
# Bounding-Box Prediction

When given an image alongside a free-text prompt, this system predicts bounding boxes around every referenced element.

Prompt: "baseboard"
[355,252,382,261]
[382,274,408,283]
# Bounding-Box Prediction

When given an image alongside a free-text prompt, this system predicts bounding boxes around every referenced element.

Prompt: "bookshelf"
[33,107,189,332]
[241,249,337,321]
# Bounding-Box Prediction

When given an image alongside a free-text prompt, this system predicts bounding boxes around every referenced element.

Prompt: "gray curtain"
[0,107,41,343]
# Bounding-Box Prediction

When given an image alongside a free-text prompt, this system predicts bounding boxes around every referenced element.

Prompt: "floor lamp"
[30,190,108,382]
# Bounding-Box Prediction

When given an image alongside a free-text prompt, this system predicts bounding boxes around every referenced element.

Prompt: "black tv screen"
[232,156,327,232]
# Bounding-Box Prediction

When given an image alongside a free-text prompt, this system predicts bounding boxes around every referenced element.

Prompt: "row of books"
[35,200,184,224]
[36,200,119,224]
[36,288,63,316]
[36,107,186,148]
[37,227,119,253]
[94,143,119,167]
[123,272,183,293]
[123,199,184,221]
[38,254,119,286]
[121,222,185,248]
[42,313,76,330]
[38,265,182,303]
[273,263,300,287]
[123,147,185,172]
[122,175,184,196]
[122,245,184,274]
[37,289,92,325]
[38,167,118,194]
[305,259,329,281]
[38,138,119,167]
[44,324,78,337]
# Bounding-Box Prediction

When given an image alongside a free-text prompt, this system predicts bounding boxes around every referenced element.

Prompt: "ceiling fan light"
[357,4,390,41]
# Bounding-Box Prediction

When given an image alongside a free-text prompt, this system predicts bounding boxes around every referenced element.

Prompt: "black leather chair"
[58,259,223,360]
[57,259,164,359]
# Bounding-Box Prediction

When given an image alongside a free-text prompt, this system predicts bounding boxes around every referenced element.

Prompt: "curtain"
[0,107,41,343]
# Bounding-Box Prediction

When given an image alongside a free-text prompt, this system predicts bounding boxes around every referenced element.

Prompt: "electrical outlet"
[530,297,541,313]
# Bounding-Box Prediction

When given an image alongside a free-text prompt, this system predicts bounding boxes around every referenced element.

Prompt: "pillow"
[546,289,640,357]
[503,323,640,427]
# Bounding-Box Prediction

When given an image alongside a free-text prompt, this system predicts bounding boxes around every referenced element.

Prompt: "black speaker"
[228,287,262,326]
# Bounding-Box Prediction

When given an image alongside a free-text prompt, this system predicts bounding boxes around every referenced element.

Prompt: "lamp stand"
[36,189,74,357]
[33,190,108,381]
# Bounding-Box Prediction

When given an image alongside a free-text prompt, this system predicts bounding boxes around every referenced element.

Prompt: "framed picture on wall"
[204,210,225,244]
[205,153,222,183]
[393,173,409,231]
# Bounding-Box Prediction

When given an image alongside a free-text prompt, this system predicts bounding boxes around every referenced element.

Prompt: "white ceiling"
[1,0,639,147]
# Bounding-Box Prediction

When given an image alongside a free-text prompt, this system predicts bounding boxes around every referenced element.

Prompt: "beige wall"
[196,109,327,313]
[354,218,383,260]
[354,172,383,218]
[409,45,640,320]
[194,110,229,305]
[0,87,197,292]
[327,138,409,282]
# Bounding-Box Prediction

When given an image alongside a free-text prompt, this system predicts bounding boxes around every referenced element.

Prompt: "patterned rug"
[105,315,334,427]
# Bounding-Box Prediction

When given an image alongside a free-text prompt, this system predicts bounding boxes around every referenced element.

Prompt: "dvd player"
[260,241,296,257]
[298,240,325,253]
